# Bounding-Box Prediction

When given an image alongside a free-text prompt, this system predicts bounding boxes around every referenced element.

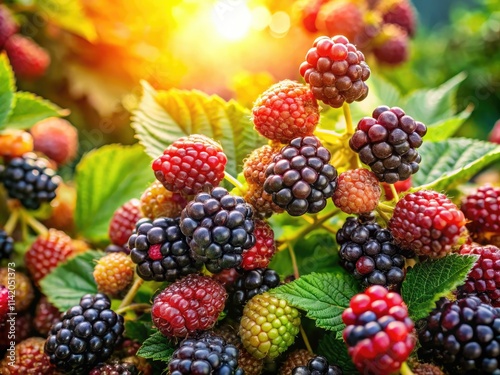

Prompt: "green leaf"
[40,250,103,312]
[137,331,176,362]
[424,107,473,142]
[402,73,466,124]
[412,138,500,191]
[270,272,362,333]
[75,144,154,244]
[401,254,477,321]
[0,54,16,127]
[125,315,154,343]
[317,333,358,375]
[131,81,266,178]
[35,0,97,40]
[4,92,64,129]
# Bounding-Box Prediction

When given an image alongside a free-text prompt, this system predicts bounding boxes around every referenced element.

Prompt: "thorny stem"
[300,325,314,354]
[4,209,19,236]
[390,184,400,203]
[115,303,151,315]
[288,242,300,280]
[22,210,48,236]
[118,276,144,310]
[224,171,244,190]
[400,362,415,375]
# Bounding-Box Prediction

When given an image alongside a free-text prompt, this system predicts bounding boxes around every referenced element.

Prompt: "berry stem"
[22,209,48,236]
[115,303,151,315]
[299,324,314,354]
[314,128,344,141]
[390,184,399,203]
[376,206,391,223]
[4,209,19,236]
[287,241,300,280]
[400,361,415,375]
[342,102,354,136]
[224,171,244,190]
[118,276,144,310]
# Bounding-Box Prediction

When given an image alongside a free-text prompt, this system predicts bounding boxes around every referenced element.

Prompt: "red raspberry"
[244,144,282,186]
[151,274,227,337]
[252,80,320,142]
[333,168,381,214]
[152,134,227,195]
[30,118,79,165]
[342,285,415,375]
[382,177,411,200]
[373,24,410,65]
[4,34,50,79]
[0,286,8,324]
[0,268,34,312]
[315,1,364,42]
[296,0,329,33]
[300,35,371,108]
[34,296,61,336]
[389,190,467,258]
[0,130,33,158]
[140,180,186,220]
[0,5,18,48]
[380,0,416,37]
[457,244,500,307]
[241,220,276,270]
[25,229,76,285]
[489,119,500,144]
[461,184,500,236]
[0,337,56,374]
[109,199,142,247]
[93,252,135,296]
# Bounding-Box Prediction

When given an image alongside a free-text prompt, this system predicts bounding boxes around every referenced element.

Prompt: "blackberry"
[349,106,427,183]
[180,187,255,273]
[418,296,500,374]
[0,153,60,210]
[0,337,55,375]
[336,215,408,287]
[229,268,281,316]
[292,355,343,375]
[241,219,276,270]
[461,185,500,236]
[279,349,315,375]
[44,293,124,374]
[168,332,243,375]
[299,35,370,108]
[263,136,338,216]
[244,183,284,219]
[89,362,138,375]
[0,229,14,260]
[128,217,202,281]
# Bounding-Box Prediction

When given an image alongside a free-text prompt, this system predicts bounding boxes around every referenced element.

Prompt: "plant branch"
[288,242,300,280]
[224,172,244,190]
[300,325,313,354]
[376,206,391,223]
[342,102,354,135]
[390,184,399,203]
[314,128,344,140]
[4,209,19,236]
[22,210,48,236]
[118,276,144,310]
[116,303,151,315]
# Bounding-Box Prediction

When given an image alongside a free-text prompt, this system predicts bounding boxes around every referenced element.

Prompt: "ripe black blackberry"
[292,355,343,375]
[168,332,243,375]
[336,215,409,287]
[349,106,427,183]
[44,293,124,374]
[0,229,14,260]
[418,296,500,374]
[180,187,255,273]
[229,268,281,316]
[89,361,139,375]
[264,136,337,216]
[128,217,202,281]
[0,153,60,209]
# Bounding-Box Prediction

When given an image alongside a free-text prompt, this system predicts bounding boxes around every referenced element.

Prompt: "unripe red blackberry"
[418,296,500,374]
[461,185,500,237]
[0,153,61,210]
[129,217,202,281]
[350,106,427,183]
[240,292,301,359]
[140,180,186,220]
[44,293,124,374]
[151,274,227,338]
[315,1,364,42]
[93,252,135,296]
[380,0,416,36]
[34,296,61,336]
[108,199,142,247]
[0,268,34,312]
[0,5,18,48]
[342,286,415,375]
[0,130,33,158]
[333,168,381,214]
[292,355,343,375]
[252,80,320,143]
[244,183,284,218]
[168,332,243,375]
[373,24,410,66]
[212,268,241,289]
[89,361,138,375]
[229,268,281,316]
[382,177,411,200]
[180,187,255,273]
[457,244,500,307]
[0,337,56,375]
[0,313,32,348]
[299,35,370,108]
[241,220,276,270]
[279,349,316,375]
[411,362,445,375]
[337,215,408,287]
[152,134,227,195]
[244,144,282,186]
[0,229,14,261]
[264,136,338,216]
[31,118,79,165]
[0,286,8,324]
[4,34,50,79]
[25,229,75,285]
[389,190,467,258]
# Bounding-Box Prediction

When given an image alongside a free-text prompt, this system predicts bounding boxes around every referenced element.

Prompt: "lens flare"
[212,1,252,41]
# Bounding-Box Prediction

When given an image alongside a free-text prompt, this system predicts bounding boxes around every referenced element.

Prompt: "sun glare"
[212,1,252,41]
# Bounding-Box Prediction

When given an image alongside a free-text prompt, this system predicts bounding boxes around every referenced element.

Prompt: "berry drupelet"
[333,168,381,214]
[241,220,276,270]
[264,136,338,216]
[279,349,316,375]
[180,187,255,273]
[140,180,186,220]
[350,106,427,183]
[299,35,370,108]
[0,229,14,260]
[108,199,142,247]
[461,184,500,239]
[129,217,202,281]
[292,355,343,375]
[336,215,408,288]
[44,293,124,374]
